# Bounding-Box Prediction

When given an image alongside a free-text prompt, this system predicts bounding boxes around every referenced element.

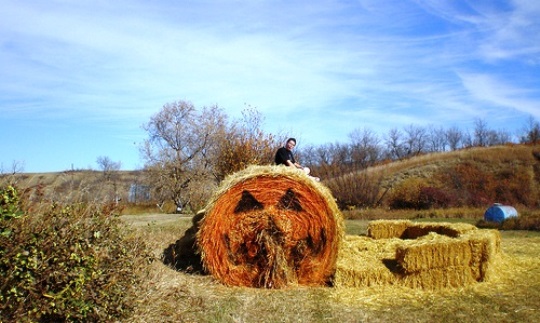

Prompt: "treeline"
[3,100,539,213]
[298,116,540,179]
[138,101,540,212]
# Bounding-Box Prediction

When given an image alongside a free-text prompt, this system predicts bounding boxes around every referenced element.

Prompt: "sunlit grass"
[121,214,540,323]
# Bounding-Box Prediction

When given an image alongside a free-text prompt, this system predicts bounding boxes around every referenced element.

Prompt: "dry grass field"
[4,144,539,322]
[120,214,540,323]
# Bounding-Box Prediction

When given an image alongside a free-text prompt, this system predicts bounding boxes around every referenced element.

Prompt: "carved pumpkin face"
[198,169,342,288]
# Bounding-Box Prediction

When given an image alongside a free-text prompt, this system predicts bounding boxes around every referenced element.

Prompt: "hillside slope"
[3,145,540,211]
[326,144,540,209]
[1,170,145,205]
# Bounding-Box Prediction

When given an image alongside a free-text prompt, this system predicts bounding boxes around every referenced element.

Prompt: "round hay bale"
[197,165,344,288]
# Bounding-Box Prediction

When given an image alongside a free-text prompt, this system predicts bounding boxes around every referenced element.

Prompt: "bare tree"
[309,142,352,178]
[384,128,406,160]
[140,100,225,213]
[462,130,474,148]
[446,126,464,151]
[485,129,511,146]
[403,124,427,157]
[520,115,540,145]
[426,125,448,152]
[473,118,490,147]
[295,144,318,167]
[311,143,334,178]
[96,156,121,181]
[0,161,25,186]
[348,127,381,169]
[0,160,25,176]
[497,129,512,144]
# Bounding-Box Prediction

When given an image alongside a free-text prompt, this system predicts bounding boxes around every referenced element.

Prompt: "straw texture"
[335,220,502,290]
[197,165,344,288]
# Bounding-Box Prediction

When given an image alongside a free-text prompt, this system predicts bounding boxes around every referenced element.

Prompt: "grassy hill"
[3,144,540,216]
[1,169,149,210]
[326,144,540,218]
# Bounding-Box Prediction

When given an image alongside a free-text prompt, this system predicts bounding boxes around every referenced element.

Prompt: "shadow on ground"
[161,211,206,274]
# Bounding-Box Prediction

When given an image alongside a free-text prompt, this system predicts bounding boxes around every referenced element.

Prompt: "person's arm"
[285,159,303,169]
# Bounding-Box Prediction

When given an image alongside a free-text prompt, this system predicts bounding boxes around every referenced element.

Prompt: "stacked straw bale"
[197,165,344,288]
[334,235,400,287]
[395,233,473,273]
[335,220,502,290]
[367,220,410,239]
[463,229,501,281]
[367,219,477,239]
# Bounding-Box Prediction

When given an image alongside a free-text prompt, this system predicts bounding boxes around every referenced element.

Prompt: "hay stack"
[395,233,473,273]
[197,165,344,288]
[336,220,502,290]
[367,220,411,239]
[367,220,477,239]
[463,229,501,281]
[334,235,400,287]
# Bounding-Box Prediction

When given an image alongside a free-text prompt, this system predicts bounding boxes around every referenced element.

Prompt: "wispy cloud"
[460,72,540,117]
[1,0,540,171]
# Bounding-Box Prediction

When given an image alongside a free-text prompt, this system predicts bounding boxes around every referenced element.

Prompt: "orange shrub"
[388,178,429,209]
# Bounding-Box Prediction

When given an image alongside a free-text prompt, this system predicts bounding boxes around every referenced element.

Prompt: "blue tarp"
[484,203,518,223]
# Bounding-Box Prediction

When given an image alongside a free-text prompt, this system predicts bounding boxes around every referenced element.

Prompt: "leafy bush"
[0,186,149,322]
[494,167,536,206]
[1,185,24,236]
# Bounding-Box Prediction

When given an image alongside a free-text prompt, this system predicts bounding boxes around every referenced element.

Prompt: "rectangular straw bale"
[335,235,397,287]
[400,266,476,290]
[334,266,397,287]
[463,229,501,281]
[367,220,411,239]
[396,235,473,273]
[403,222,477,239]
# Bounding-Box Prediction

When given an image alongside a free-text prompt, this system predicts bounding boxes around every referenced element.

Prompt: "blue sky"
[1,0,539,173]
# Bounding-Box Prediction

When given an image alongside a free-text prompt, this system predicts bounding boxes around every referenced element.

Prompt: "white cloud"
[1,1,540,171]
[459,72,540,118]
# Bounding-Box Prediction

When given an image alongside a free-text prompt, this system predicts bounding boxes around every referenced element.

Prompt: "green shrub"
[1,185,24,237]
[0,186,149,322]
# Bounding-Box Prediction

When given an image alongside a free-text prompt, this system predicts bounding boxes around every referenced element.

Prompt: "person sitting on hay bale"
[275,137,320,181]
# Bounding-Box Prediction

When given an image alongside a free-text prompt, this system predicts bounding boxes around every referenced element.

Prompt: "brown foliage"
[326,171,385,209]
[388,178,429,209]
[214,107,279,181]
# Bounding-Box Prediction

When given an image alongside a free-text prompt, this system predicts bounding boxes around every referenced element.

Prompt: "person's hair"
[286,138,296,144]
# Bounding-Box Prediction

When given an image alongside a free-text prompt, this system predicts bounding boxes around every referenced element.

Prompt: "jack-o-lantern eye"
[277,189,303,212]
[234,190,264,213]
